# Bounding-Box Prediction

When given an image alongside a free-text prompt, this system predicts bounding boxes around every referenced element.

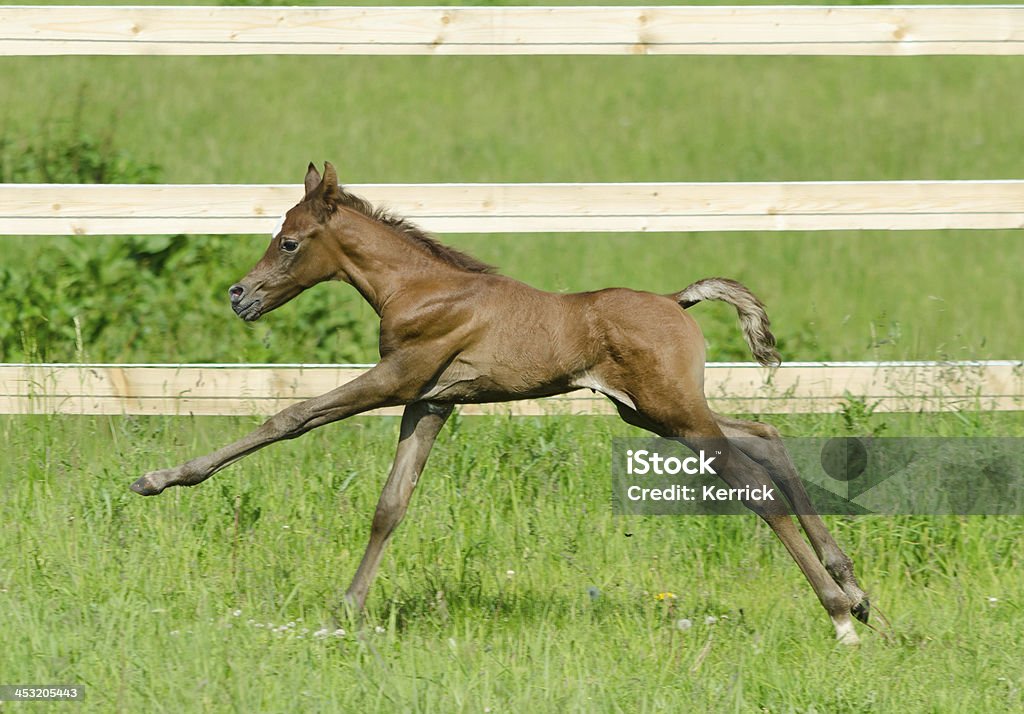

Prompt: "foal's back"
[400,272,708,409]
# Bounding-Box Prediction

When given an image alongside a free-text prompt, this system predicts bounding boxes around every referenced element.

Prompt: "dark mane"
[321,186,497,274]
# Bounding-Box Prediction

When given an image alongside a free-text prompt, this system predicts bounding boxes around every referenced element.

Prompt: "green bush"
[0,110,159,185]
[0,110,377,363]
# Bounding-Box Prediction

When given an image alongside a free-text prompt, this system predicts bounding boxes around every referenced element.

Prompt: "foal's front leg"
[130,361,417,496]
[343,400,453,613]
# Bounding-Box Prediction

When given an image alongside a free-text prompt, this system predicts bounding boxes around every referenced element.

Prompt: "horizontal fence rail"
[4,181,1024,234]
[1,362,1020,416]
[3,5,1024,56]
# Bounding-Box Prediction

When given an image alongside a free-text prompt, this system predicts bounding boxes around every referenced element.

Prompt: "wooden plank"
[3,6,1024,56]
[3,181,1023,235]
[1,362,1019,415]
[703,361,1024,413]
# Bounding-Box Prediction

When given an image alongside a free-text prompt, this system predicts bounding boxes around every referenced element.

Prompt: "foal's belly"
[417,362,575,404]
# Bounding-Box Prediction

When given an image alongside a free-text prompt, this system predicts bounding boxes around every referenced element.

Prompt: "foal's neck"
[327,208,457,316]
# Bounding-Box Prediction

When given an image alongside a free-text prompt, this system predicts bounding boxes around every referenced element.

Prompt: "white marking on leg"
[271,214,286,238]
[832,616,860,645]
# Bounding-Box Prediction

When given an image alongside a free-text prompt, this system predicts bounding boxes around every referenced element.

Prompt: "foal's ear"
[315,161,343,204]
[306,161,344,220]
[303,162,322,198]
[322,162,339,195]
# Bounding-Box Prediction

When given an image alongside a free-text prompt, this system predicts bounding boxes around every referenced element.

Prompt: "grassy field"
[1,0,1023,711]
[1,412,1022,712]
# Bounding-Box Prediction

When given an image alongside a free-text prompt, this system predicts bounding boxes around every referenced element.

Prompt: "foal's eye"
[281,239,299,253]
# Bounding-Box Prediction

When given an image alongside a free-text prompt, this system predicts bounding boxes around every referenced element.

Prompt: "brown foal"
[132,162,870,644]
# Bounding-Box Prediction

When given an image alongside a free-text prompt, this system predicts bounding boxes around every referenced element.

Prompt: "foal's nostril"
[229,284,245,304]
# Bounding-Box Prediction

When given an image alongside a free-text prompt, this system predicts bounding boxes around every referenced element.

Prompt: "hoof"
[838,628,861,646]
[130,474,166,496]
[833,617,861,646]
[331,595,363,628]
[852,596,870,625]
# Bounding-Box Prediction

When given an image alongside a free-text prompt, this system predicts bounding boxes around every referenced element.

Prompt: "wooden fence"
[2,362,1021,416]
[3,6,1024,56]
[5,181,1024,235]
[1,5,1021,416]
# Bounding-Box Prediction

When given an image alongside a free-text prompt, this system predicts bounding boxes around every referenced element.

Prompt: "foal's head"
[229,162,347,322]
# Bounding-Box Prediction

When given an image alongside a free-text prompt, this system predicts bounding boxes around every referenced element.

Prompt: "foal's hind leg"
[713,413,870,624]
[612,401,859,644]
[700,439,860,644]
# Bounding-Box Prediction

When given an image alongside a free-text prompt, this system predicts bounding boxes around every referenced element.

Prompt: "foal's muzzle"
[229,283,262,322]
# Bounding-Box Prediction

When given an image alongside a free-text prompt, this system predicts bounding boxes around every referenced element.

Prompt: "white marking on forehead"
[271,214,286,238]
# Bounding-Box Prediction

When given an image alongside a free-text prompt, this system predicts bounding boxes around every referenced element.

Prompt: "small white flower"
[705,616,718,625]
[169,630,180,636]
[374,625,386,634]
[232,609,242,617]
[506,570,515,577]
[254,623,264,628]
[282,525,291,530]
[988,597,999,605]
[676,618,693,631]
[287,621,296,628]
[313,628,330,639]
[333,628,346,638]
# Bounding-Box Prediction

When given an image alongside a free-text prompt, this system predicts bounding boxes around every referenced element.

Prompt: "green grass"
[1,412,1023,712]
